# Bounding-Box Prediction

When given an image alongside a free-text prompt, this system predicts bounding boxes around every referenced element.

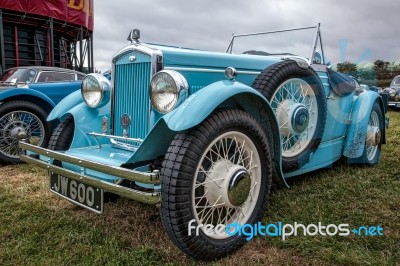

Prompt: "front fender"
[0,88,55,107]
[131,80,288,186]
[163,80,269,131]
[47,90,83,121]
[343,91,385,158]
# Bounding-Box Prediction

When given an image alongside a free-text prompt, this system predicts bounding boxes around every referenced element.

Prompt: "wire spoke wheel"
[0,110,45,159]
[160,109,272,260]
[251,60,326,171]
[271,78,318,157]
[192,131,261,239]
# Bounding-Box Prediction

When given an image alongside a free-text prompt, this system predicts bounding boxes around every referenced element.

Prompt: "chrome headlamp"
[81,73,111,108]
[150,70,188,113]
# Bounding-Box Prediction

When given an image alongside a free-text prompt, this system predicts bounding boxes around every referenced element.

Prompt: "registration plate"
[49,172,104,214]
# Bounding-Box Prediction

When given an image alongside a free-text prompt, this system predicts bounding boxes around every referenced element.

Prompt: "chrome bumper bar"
[19,142,161,204]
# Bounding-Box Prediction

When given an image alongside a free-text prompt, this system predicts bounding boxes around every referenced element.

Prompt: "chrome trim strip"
[164,66,261,75]
[110,139,139,152]
[21,155,160,204]
[87,132,143,143]
[19,142,159,184]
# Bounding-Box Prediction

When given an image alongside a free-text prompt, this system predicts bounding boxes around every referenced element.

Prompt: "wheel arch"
[343,91,386,158]
[46,89,83,121]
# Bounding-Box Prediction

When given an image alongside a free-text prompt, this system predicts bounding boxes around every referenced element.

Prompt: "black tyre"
[252,60,327,172]
[0,100,51,163]
[348,101,383,164]
[47,115,74,151]
[160,109,272,260]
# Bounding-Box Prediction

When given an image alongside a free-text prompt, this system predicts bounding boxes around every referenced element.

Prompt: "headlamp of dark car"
[150,70,188,113]
[81,74,111,108]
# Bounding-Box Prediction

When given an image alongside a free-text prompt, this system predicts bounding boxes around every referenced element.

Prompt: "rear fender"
[343,91,385,158]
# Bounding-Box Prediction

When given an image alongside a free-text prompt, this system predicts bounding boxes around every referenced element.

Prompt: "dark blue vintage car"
[21,25,388,260]
[0,66,84,163]
[384,75,400,108]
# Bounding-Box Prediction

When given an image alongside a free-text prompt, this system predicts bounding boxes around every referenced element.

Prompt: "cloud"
[93,0,400,70]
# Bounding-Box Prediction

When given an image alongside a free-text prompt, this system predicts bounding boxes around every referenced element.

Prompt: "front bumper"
[19,142,161,204]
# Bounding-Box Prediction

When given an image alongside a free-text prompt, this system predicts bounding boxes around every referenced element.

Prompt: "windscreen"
[228,27,318,60]
[0,68,36,84]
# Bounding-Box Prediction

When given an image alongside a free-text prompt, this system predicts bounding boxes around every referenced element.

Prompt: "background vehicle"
[383,75,400,108]
[0,66,84,163]
[20,25,388,260]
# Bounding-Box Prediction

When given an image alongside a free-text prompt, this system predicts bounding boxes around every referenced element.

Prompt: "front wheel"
[0,101,51,163]
[160,109,272,260]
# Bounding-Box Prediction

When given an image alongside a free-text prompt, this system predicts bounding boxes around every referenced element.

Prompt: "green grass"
[1,111,399,265]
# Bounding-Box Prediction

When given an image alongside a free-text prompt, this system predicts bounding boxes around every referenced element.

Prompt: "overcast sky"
[92,0,400,71]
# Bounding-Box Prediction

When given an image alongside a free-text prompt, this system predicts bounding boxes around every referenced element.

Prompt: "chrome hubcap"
[366,126,381,147]
[205,163,251,208]
[228,169,251,207]
[366,111,380,161]
[10,126,28,140]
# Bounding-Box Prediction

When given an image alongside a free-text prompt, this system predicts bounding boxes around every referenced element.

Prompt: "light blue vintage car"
[20,25,388,260]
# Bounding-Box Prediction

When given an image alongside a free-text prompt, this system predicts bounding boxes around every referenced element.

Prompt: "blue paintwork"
[317,72,354,142]
[47,90,83,121]
[65,101,111,149]
[152,44,281,73]
[0,81,81,107]
[284,136,345,178]
[343,90,383,158]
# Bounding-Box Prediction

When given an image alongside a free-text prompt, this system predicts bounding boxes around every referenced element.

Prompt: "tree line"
[336,60,400,87]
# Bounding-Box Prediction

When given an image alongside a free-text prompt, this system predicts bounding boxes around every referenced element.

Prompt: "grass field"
[0,111,399,266]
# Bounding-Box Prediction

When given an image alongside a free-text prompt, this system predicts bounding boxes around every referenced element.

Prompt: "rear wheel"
[160,109,272,260]
[0,100,51,164]
[252,60,327,172]
[349,101,383,164]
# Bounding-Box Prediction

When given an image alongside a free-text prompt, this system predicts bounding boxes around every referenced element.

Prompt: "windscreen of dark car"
[0,68,36,84]
[391,76,400,86]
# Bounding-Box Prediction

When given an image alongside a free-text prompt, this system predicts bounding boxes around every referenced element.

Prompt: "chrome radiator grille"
[113,51,152,139]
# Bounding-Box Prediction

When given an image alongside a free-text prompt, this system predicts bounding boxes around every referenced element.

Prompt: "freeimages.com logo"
[188,220,384,241]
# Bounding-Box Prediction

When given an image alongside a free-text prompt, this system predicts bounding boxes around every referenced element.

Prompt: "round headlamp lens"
[81,74,110,108]
[150,70,187,113]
